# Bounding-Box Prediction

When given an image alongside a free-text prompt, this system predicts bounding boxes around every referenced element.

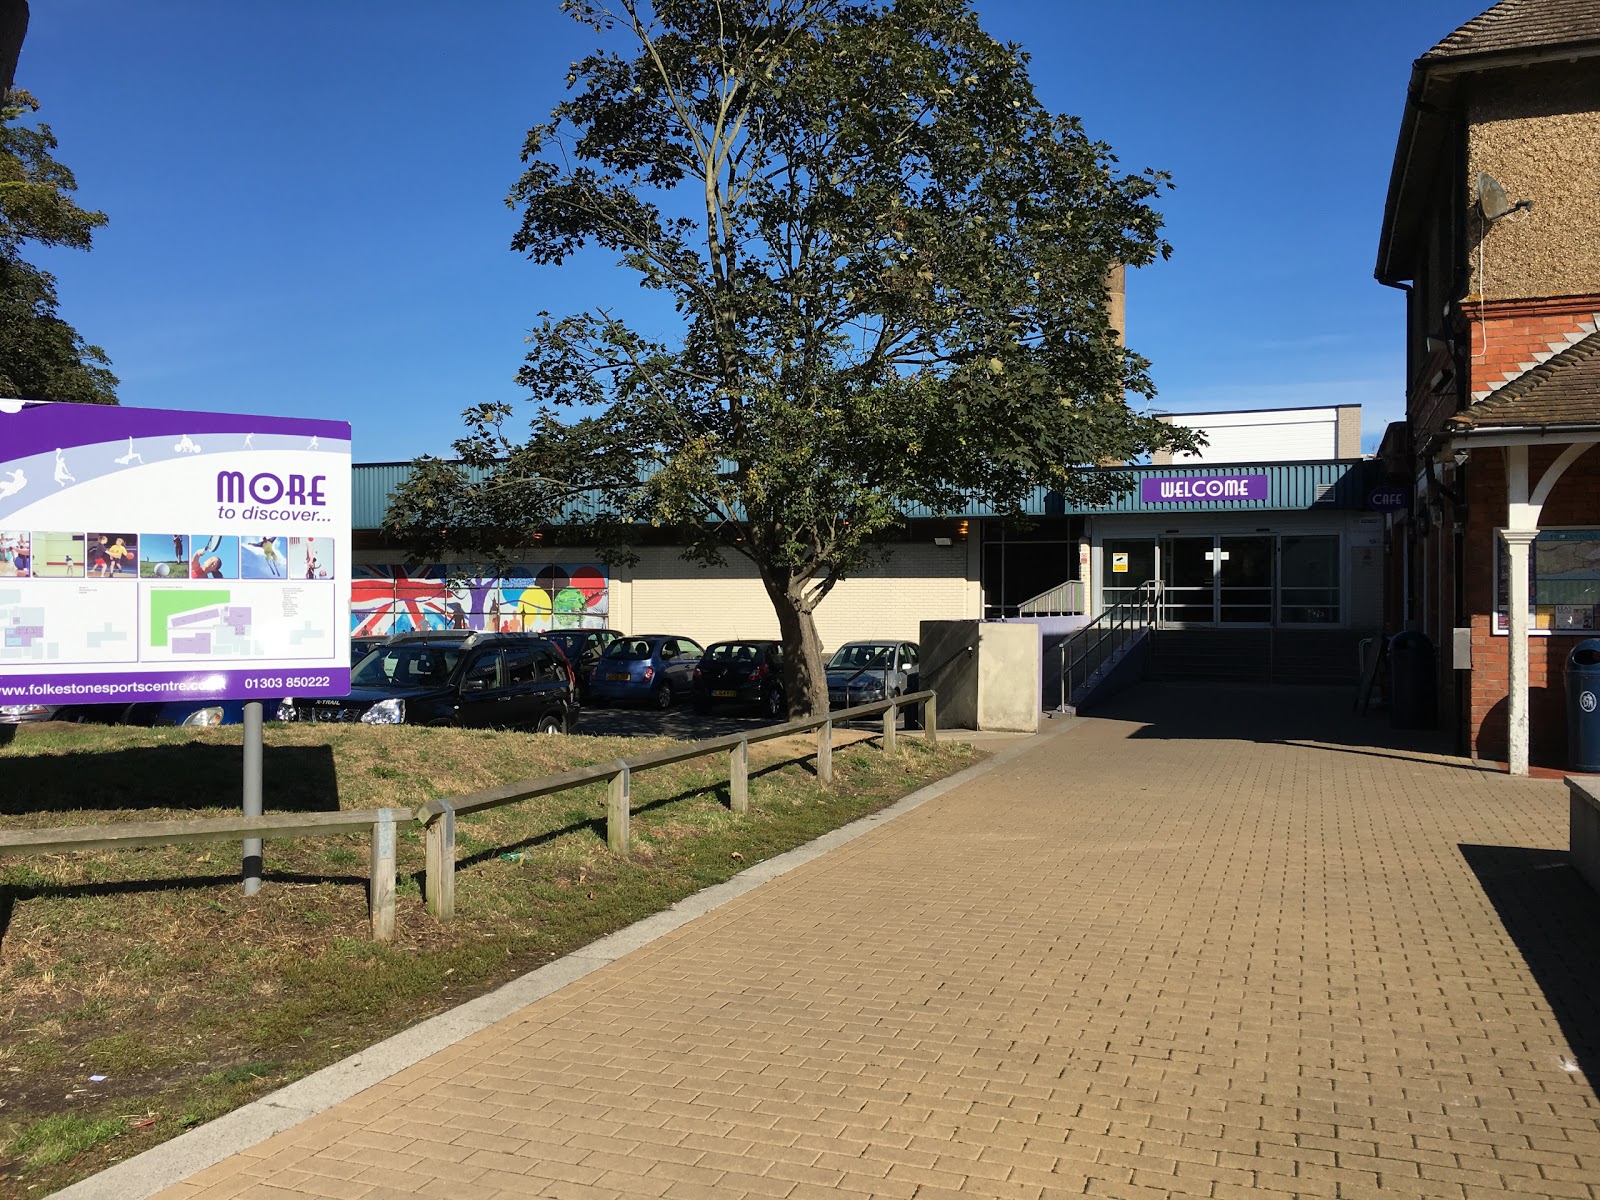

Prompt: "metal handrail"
[1015,579,1087,617]
[1051,580,1158,712]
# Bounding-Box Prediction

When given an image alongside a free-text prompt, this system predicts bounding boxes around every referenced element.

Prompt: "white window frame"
[1492,525,1600,636]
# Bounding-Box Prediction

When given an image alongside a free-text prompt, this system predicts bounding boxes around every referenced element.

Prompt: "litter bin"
[1567,638,1600,772]
[1389,631,1436,730]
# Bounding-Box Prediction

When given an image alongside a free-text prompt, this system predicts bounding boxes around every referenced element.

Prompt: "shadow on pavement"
[1459,843,1600,1085]
[1089,681,1464,767]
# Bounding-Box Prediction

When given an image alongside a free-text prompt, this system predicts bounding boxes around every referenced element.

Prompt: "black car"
[691,640,786,719]
[541,628,623,701]
[351,634,389,663]
[277,631,578,733]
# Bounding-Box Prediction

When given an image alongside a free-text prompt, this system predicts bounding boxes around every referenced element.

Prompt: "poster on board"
[0,400,351,705]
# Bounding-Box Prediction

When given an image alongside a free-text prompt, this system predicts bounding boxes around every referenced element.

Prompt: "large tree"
[0,87,118,404]
[387,0,1194,713]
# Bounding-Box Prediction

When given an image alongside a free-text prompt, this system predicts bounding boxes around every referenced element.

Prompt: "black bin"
[1389,631,1436,730]
[1566,638,1600,772]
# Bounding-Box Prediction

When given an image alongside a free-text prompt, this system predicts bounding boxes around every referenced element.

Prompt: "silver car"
[825,641,921,710]
[0,703,59,746]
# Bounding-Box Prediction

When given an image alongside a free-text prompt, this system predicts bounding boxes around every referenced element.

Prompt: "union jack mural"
[350,563,609,636]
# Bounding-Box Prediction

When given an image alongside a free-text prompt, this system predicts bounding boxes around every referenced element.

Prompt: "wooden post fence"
[369,808,398,942]
[730,737,749,814]
[607,762,631,854]
[2,690,939,938]
[424,799,456,920]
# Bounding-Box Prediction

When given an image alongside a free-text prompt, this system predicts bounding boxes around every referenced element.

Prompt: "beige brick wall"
[351,541,979,650]
[629,542,978,651]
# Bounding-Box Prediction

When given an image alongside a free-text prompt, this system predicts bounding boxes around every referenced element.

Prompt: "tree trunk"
[766,580,828,717]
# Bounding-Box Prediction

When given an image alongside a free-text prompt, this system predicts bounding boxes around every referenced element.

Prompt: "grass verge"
[0,720,980,1197]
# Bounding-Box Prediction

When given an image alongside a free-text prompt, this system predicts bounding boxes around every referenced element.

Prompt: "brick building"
[1375,0,1600,772]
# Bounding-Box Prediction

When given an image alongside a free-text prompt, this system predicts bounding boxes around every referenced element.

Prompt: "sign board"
[0,400,351,706]
[1111,552,1129,574]
[1139,474,1269,504]
[1368,485,1409,512]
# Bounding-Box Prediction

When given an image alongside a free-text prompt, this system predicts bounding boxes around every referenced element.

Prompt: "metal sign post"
[241,699,264,894]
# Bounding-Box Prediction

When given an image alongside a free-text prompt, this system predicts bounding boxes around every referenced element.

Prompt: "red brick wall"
[1462,446,1600,765]
[1464,297,1600,400]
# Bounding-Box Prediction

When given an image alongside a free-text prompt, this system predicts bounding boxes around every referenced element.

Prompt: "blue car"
[587,634,705,709]
[52,698,282,728]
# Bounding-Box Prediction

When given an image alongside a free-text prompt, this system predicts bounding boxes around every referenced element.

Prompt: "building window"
[1279,535,1341,624]
[1494,527,1600,635]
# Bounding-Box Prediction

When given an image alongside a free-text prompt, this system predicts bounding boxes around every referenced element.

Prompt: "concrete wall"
[1571,778,1600,897]
[977,622,1042,731]
[919,619,1041,732]
[920,621,980,730]
[1467,62,1600,301]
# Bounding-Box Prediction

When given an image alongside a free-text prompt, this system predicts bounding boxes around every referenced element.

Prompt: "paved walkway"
[154,684,1599,1200]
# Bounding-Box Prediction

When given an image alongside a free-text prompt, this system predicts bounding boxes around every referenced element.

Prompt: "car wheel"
[534,714,564,736]
[764,687,784,721]
[654,682,674,710]
[891,690,907,729]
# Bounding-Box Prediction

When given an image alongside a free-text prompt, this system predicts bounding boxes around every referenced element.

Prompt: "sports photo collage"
[0,531,336,582]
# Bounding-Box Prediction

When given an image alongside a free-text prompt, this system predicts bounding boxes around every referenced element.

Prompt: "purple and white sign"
[0,400,351,704]
[1140,474,1270,504]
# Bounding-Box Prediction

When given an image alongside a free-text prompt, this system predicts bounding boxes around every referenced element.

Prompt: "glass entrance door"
[1218,536,1274,624]
[1149,534,1307,627]
[1159,537,1216,625]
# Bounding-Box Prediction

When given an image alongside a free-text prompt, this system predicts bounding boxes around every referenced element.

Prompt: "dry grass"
[0,720,980,1197]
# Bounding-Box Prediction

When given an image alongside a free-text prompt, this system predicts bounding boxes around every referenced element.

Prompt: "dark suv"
[276,631,579,733]
[541,629,623,702]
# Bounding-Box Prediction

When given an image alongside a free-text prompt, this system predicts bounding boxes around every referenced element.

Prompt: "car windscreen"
[827,643,893,670]
[706,643,769,664]
[603,638,655,661]
[350,645,463,688]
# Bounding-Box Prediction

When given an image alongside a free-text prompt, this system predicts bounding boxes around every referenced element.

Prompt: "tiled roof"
[1448,329,1600,429]
[1425,0,1600,61]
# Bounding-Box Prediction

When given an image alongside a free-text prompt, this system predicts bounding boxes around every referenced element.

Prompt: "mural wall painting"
[351,564,609,636]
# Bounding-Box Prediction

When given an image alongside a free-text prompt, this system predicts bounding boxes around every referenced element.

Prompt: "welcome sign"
[1140,473,1270,503]
[0,400,352,706]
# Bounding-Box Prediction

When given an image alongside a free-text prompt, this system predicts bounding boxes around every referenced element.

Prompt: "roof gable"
[1425,0,1600,62]
[1448,328,1600,429]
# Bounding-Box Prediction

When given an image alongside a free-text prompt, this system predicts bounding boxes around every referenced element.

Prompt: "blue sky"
[23,1,1486,461]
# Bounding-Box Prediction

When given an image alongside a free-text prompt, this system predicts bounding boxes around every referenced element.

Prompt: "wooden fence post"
[924,693,938,746]
[369,808,397,942]
[730,738,749,814]
[607,762,631,854]
[817,718,833,785]
[424,801,455,922]
[882,703,897,755]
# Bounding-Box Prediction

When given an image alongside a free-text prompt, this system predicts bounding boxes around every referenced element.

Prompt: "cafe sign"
[1140,474,1269,503]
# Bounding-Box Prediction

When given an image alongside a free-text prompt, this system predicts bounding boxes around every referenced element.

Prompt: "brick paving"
[151,683,1600,1200]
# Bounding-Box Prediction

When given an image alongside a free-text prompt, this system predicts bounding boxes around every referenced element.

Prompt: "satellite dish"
[1477,172,1511,221]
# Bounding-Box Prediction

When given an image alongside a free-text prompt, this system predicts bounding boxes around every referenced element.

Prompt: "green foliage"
[4,1114,123,1168]
[0,88,117,404]
[386,0,1195,707]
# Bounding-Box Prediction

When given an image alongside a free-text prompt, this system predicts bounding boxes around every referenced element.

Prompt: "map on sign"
[0,401,351,704]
